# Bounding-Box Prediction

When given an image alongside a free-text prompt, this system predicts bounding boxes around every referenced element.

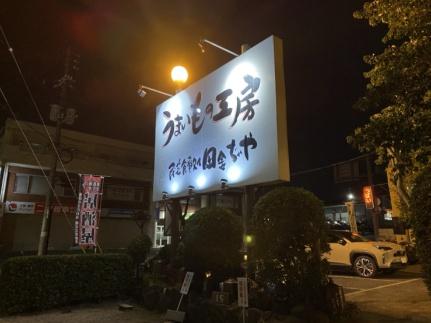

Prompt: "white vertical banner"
[74,174,104,247]
[180,272,194,295]
[237,277,248,307]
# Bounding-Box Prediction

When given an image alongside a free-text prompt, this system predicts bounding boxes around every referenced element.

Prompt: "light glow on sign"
[227,165,241,182]
[196,174,207,189]
[170,181,179,193]
[224,62,258,91]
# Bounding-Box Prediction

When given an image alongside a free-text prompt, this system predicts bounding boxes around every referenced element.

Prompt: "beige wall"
[1,214,151,252]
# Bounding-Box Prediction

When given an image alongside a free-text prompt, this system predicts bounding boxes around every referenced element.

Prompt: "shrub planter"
[0,254,133,314]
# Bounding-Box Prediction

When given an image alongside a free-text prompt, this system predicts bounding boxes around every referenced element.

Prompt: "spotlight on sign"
[198,39,205,53]
[187,185,195,195]
[220,178,228,190]
[137,85,147,98]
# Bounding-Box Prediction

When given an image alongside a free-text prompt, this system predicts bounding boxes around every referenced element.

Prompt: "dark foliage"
[0,254,133,314]
[252,187,330,309]
[410,165,431,293]
[127,233,152,265]
[183,207,242,284]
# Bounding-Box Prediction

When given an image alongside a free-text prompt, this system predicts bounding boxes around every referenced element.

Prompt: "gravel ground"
[0,301,164,323]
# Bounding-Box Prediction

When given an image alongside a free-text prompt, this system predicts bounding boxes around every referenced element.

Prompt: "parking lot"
[331,264,431,322]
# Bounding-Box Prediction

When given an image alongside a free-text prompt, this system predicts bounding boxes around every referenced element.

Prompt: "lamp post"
[138,65,189,253]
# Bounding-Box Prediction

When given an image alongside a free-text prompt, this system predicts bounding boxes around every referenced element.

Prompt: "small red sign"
[363,186,374,209]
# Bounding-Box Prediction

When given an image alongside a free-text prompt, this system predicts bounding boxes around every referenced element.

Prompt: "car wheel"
[353,255,377,278]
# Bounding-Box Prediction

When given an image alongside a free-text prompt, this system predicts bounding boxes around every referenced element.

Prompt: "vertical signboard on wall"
[153,35,289,201]
[74,175,104,247]
[363,186,374,209]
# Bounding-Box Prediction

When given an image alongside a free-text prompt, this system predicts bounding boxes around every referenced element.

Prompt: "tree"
[347,0,431,207]
[127,233,152,281]
[410,166,431,293]
[252,187,329,307]
[183,207,242,281]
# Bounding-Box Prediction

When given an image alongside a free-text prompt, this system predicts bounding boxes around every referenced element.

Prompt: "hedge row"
[0,254,133,314]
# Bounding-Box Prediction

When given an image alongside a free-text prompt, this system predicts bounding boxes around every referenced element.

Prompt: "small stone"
[118,303,134,311]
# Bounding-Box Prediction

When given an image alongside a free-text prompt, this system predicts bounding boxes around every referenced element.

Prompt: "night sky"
[1,0,384,201]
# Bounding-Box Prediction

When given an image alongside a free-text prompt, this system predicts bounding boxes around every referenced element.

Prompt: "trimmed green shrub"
[410,166,431,293]
[252,187,329,309]
[0,254,133,314]
[127,234,152,265]
[183,207,242,282]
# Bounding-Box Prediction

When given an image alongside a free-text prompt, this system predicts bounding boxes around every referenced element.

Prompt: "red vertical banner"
[363,186,374,209]
[74,175,104,247]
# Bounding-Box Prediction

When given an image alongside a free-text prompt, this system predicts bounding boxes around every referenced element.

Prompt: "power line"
[291,153,373,177]
[0,24,77,199]
[0,87,75,231]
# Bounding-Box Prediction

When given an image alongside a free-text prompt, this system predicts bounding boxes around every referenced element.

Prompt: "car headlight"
[375,245,393,251]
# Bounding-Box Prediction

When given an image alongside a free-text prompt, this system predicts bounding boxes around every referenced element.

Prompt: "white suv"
[325,230,408,278]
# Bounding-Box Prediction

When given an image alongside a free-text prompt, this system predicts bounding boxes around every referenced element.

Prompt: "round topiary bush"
[127,233,152,265]
[252,187,329,308]
[183,207,242,283]
[410,166,431,293]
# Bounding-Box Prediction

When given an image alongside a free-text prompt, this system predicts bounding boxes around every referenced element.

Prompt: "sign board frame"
[153,35,289,201]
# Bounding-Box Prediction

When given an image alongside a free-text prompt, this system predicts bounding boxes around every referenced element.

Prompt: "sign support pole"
[240,43,250,323]
[176,294,184,311]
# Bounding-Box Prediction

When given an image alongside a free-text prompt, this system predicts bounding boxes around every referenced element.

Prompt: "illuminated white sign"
[153,36,289,201]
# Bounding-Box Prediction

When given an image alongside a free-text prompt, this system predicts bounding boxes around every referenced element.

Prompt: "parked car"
[325,230,408,278]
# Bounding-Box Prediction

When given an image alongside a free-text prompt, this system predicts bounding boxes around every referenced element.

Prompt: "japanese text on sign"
[162,75,260,146]
[74,175,104,247]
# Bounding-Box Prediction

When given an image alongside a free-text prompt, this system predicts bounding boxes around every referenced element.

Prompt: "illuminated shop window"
[154,223,171,248]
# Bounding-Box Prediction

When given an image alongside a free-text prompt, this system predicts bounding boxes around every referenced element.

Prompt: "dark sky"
[0,0,383,176]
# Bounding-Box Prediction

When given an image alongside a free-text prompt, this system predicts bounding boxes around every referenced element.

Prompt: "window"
[154,223,171,248]
[30,176,49,195]
[13,174,49,195]
[13,174,30,194]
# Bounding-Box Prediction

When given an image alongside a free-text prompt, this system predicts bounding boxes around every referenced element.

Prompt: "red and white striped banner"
[74,175,104,247]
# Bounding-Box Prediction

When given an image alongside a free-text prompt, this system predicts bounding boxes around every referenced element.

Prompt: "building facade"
[0,119,157,253]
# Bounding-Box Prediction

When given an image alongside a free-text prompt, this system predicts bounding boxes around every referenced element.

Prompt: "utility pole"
[37,47,78,255]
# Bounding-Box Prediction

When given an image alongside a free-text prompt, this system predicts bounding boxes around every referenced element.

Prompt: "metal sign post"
[237,277,248,323]
[164,272,194,322]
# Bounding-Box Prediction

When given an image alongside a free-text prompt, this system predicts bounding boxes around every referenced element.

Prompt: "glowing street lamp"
[137,66,188,99]
[171,65,188,89]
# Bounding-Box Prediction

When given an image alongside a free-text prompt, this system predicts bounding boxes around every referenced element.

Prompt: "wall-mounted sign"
[34,202,76,216]
[5,201,35,214]
[153,36,289,201]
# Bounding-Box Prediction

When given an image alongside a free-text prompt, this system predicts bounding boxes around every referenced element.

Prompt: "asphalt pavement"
[331,264,431,322]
